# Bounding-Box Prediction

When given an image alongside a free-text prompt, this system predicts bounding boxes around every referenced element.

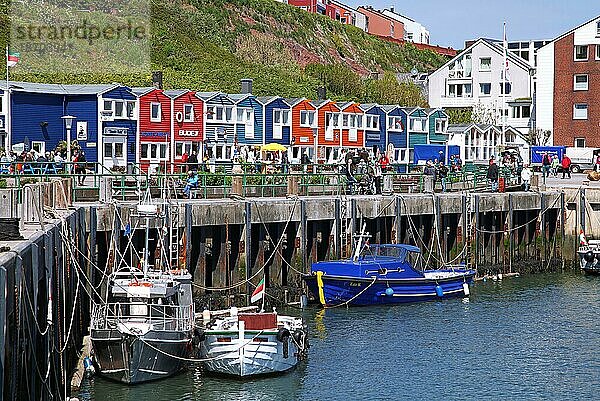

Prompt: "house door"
[103,136,127,169]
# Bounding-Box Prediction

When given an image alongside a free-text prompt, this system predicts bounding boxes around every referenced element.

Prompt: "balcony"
[439,96,476,108]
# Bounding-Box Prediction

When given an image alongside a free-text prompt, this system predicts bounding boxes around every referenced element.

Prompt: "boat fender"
[292,329,305,347]
[193,329,205,347]
[276,328,291,342]
[83,357,96,376]
[435,285,444,297]
[462,283,470,297]
[584,250,595,262]
[385,287,394,296]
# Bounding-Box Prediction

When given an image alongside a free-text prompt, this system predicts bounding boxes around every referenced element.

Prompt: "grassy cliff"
[1,0,446,104]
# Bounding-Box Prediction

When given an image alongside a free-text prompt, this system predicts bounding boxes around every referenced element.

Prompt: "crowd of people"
[0,148,88,185]
[421,152,463,193]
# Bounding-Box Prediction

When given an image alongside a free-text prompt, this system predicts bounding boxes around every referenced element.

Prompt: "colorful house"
[8,81,123,164]
[356,6,404,41]
[336,101,365,149]
[133,87,172,172]
[426,108,449,145]
[166,89,203,168]
[258,96,291,146]
[287,0,318,13]
[229,94,263,148]
[400,107,429,167]
[287,98,318,162]
[312,99,342,163]
[360,103,384,151]
[98,85,138,169]
[197,92,236,163]
[325,0,355,25]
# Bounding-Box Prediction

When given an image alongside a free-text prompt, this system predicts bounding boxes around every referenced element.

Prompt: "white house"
[381,7,430,44]
[428,38,533,149]
[447,123,522,164]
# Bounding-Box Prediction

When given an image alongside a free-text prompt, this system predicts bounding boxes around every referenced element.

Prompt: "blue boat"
[303,241,476,307]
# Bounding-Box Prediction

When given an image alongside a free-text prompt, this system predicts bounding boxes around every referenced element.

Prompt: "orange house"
[357,6,404,41]
[287,98,318,162]
[312,99,343,163]
[337,101,365,148]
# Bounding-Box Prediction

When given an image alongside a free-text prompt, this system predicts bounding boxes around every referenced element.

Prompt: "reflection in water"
[81,273,599,401]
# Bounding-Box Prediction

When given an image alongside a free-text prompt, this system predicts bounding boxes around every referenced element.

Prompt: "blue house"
[400,107,430,170]
[426,108,449,145]
[257,96,291,146]
[0,88,8,149]
[229,94,264,147]
[98,86,138,169]
[197,92,236,162]
[360,103,384,152]
[8,82,120,164]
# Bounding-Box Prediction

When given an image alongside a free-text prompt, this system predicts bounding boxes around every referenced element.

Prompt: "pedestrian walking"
[542,152,551,178]
[521,164,533,191]
[487,158,499,192]
[551,154,559,177]
[561,155,572,179]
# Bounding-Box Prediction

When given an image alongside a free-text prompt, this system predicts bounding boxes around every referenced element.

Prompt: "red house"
[312,99,342,163]
[166,90,203,170]
[133,87,172,172]
[288,0,318,13]
[287,98,318,162]
[337,101,365,148]
[325,0,354,25]
[357,6,404,41]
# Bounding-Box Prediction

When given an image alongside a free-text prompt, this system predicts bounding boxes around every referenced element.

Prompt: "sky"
[346,0,600,49]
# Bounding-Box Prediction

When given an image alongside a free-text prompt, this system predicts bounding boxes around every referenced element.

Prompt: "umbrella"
[261,143,287,152]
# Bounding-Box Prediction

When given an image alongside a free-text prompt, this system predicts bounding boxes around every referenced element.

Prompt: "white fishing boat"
[90,191,196,383]
[200,305,308,377]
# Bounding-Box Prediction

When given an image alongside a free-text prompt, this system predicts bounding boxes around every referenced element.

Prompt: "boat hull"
[578,248,600,275]
[303,270,476,307]
[201,332,300,377]
[91,328,192,384]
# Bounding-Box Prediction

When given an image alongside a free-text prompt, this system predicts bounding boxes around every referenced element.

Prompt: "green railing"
[0,161,522,201]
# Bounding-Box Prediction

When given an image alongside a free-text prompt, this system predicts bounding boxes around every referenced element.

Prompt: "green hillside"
[0,0,447,104]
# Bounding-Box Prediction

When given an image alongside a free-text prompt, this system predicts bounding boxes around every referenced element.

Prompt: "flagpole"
[5,45,9,151]
[502,22,507,140]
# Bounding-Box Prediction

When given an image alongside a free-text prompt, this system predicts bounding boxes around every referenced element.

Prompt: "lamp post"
[312,127,318,174]
[62,115,76,173]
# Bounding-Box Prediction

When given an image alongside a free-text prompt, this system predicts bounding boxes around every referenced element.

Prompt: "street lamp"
[312,127,318,174]
[62,115,76,172]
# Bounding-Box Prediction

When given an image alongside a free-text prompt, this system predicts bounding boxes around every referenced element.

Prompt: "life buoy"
[176,111,183,122]
[129,281,153,287]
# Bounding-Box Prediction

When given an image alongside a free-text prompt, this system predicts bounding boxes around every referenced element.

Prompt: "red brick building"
[357,6,404,41]
[537,17,600,147]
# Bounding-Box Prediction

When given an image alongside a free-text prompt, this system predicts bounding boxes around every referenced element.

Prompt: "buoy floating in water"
[435,285,444,297]
[462,283,470,296]
[385,287,394,296]
[83,356,95,376]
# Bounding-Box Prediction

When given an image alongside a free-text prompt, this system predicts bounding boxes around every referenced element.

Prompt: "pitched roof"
[359,103,379,112]
[311,99,335,109]
[227,93,252,103]
[543,15,600,45]
[8,81,117,95]
[256,96,281,105]
[195,91,222,101]
[380,105,399,113]
[131,87,157,96]
[164,89,190,99]
[284,97,306,107]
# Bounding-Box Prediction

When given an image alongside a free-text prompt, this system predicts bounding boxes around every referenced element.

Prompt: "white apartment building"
[381,7,430,44]
[428,39,533,147]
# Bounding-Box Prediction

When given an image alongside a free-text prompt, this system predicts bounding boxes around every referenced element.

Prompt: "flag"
[250,276,265,303]
[7,50,20,67]
[123,222,131,236]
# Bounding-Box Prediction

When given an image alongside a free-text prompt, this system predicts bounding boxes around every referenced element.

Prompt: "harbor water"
[79,272,599,400]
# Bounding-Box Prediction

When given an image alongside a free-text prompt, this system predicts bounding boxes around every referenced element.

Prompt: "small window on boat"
[130,304,148,316]
[216,337,232,343]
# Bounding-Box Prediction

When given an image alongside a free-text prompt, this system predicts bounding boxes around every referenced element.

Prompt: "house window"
[365,115,379,130]
[480,83,491,96]
[522,105,531,118]
[225,107,233,122]
[596,44,600,60]
[141,143,168,160]
[150,103,161,122]
[126,101,136,118]
[409,117,427,132]
[114,101,124,118]
[520,51,529,61]
[574,45,588,61]
[575,138,586,148]
[274,109,290,125]
[141,143,148,158]
[573,103,588,120]
[574,74,589,91]
[388,116,403,131]
[500,82,512,95]
[435,119,447,133]
[300,110,316,127]
[597,21,600,36]
[183,104,194,122]
[103,100,113,112]
[479,57,491,71]
[448,53,472,79]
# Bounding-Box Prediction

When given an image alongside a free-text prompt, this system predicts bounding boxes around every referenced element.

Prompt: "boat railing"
[91,302,194,332]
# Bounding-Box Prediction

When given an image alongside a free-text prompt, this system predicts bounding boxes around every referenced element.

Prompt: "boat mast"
[143,214,150,277]
[353,222,368,261]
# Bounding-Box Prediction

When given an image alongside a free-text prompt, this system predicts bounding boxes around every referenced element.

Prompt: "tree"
[364,72,428,107]
[471,102,498,125]
[446,108,472,124]
[520,128,551,146]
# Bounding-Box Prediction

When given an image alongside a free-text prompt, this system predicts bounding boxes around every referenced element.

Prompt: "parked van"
[565,147,600,173]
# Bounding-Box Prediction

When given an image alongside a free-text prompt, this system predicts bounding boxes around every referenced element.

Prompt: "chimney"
[241,79,253,94]
[152,71,163,89]
[390,6,394,12]
[317,86,327,100]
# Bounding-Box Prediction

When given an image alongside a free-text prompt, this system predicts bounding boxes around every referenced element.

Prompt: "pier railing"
[91,302,195,332]
[0,161,521,201]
